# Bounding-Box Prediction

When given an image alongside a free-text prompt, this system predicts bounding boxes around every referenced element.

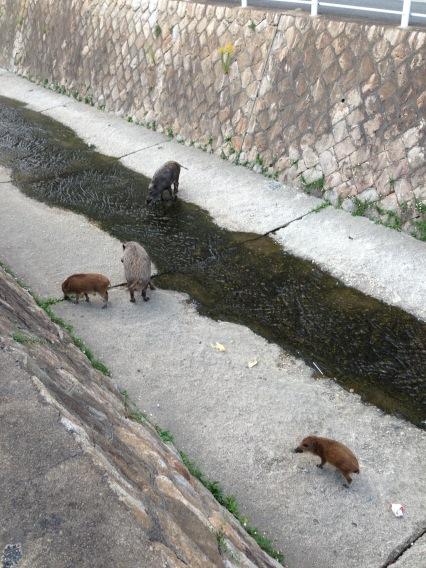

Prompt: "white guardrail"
[239,0,426,28]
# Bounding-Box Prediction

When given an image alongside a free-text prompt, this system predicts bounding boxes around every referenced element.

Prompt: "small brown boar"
[146,161,188,204]
[121,241,155,303]
[62,273,110,308]
[294,435,360,487]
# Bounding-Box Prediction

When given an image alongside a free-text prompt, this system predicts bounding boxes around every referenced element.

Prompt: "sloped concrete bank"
[0,267,281,568]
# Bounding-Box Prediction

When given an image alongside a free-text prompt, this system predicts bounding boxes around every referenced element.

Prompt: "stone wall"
[0,0,425,230]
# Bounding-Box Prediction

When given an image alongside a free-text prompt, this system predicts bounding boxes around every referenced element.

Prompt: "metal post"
[311,0,319,17]
[401,0,411,27]
[241,0,247,7]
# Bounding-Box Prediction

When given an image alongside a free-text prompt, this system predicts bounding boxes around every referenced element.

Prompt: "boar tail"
[108,282,128,289]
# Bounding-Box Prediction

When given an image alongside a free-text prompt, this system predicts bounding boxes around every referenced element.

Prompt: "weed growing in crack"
[414,220,426,241]
[12,331,42,345]
[155,427,174,443]
[301,175,325,195]
[414,198,426,215]
[218,43,235,75]
[312,202,330,213]
[352,197,370,217]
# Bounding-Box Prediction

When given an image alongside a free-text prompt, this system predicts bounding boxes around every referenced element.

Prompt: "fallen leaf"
[248,359,258,368]
[211,342,226,352]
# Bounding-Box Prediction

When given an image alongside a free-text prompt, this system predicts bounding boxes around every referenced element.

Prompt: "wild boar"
[146,161,187,204]
[121,241,155,303]
[62,273,110,308]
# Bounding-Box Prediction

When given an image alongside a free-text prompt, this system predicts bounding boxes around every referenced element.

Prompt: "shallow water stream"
[0,96,425,427]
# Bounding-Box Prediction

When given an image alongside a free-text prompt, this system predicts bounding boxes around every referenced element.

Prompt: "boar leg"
[75,294,80,304]
[101,290,108,309]
[85,293,90,302]
[142,286,150,302]
[173,178,179,198]
[148,281,156,290]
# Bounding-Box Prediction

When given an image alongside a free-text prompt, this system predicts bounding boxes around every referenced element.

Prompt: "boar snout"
[294,447,303,453]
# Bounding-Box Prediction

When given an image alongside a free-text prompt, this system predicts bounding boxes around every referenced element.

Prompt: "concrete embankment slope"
[0,267,281,568]
[0,164,425,568]
[0,70,425,321]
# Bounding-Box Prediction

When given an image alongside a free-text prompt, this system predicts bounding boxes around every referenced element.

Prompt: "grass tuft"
[301,174,325,194]
[352,197,370,217]
[12,331,42,345]
[312,201,330,213]
[33,295,111,375]
[156,427,175,443]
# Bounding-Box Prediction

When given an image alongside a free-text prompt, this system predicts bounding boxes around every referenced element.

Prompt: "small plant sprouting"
[248,20,256,31]
[414,220,426,241]
[153,23,162,38]
[216,530,228,554]
[208,136,213,146]
[300,174,325,194]
[389,177,396,188]
[312,201,330,213]
[127,116,133,123]
[12,331,42,345]
[166,127,174,138]
[218,43,235,75]
[352,197,370,217]
[414,198,426,215]
[155,427,174,443]
[121,389,148,423]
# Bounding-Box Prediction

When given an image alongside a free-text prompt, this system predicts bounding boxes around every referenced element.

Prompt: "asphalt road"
[207,0,426,27]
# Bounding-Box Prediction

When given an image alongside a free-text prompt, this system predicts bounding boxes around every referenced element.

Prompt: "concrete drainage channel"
[0,76,425,568]
[0,95,425,426]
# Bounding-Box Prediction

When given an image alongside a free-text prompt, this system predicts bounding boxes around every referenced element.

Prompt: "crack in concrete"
[382,524,426,566]
[234,203,329,247]
[115,139,171,161]
[39,103,69,113]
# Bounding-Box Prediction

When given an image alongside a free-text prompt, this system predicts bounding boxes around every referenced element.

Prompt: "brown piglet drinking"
[294,435,360,487]
[62,273,110,308]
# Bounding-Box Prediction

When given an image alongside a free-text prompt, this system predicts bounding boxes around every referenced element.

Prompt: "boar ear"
[122,243,126,250]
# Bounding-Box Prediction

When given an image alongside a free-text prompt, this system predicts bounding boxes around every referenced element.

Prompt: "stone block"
[407,146,424,169]
[394,178,413,204]
[335,137,356,161]
[379,193,399,211]
[387,138,406,163]
[302,146,319,168]
[319,150,338,175]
